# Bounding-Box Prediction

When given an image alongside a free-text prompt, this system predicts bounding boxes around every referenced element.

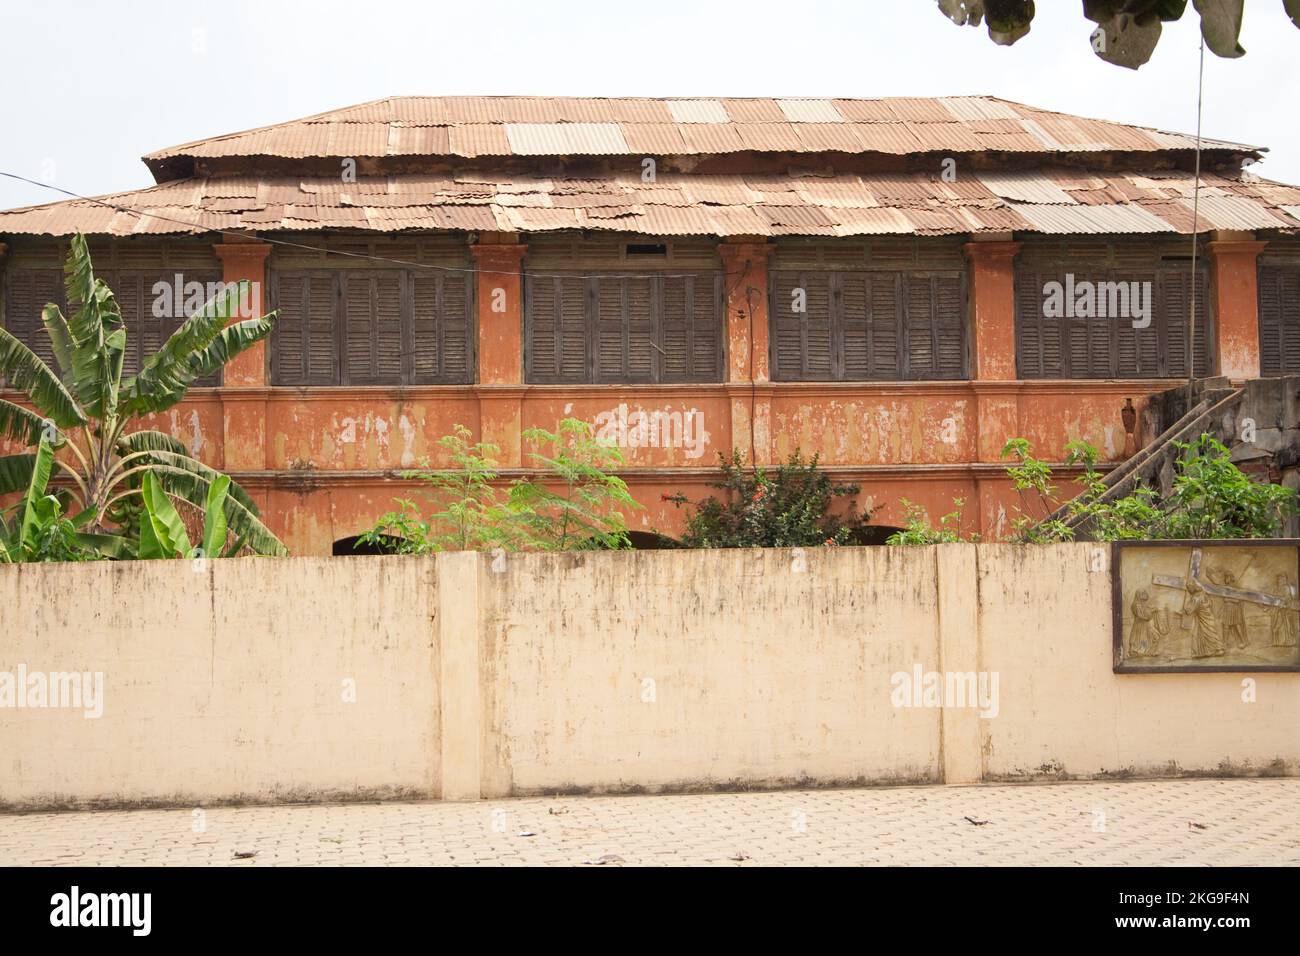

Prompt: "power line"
[0,170,750,283]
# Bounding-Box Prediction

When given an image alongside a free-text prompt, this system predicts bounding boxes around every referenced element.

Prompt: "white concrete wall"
[0,544,1296,808]
[0,557,440,808]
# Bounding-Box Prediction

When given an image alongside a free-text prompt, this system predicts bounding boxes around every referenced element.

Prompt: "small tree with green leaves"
[359,419,640,553]
[509,419,640,551]
[357,425,521,555]
[999,433,1298,542]
[667,449,871,548]
[886,498,977,545]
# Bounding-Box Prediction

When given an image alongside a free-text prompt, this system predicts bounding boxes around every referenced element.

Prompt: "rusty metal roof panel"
[721,98,787,123]
[678,123,745,153]
[620,123,689,154]
[885,98,956,123]
[938,96,1021,121]
[1181,194,1291,231]
[776,99,845,123]
[449,124,511,158]
[666,100,729,123]
[793,124,865,152]
[977,171,1078,205]
[904,122,984,152]
[142,96,1265,166]
[6,165,1299,240]
[831,99,897,122]
[734,122,801,151]
[1014,202,1176,234]
[505,123,628,155]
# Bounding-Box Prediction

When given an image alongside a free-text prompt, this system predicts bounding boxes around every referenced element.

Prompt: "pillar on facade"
[717,240,774,465]
[470,236,528,468]
[1208,233,1268,381]
[213,239,272,475]
[963,238,1022,462]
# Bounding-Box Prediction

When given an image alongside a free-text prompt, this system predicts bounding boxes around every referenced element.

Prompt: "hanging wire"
[0,170,749,282]
[1187,30,1207,411]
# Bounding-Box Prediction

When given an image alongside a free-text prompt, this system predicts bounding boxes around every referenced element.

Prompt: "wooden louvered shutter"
[932,273,965,379]
[839,273,869,380]
[1159,268,1212,378]
[868,272,903,379]
[1063,270,1117,379]
[525,275,587,384]
[342,271,403,385]
[410,272,473,385]
[1259,266,1300,376]
[904,275,936,378]
[661,274,722,383]
[271,271,339,385]
[121,273,156,377]
[594,276,654,383]
[1016,268,1065,378]
[1115,272,1159,377]
[3,269,63,371]
[771,271,832,381]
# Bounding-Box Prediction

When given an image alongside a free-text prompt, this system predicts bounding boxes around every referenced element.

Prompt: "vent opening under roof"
[626,242,668,257]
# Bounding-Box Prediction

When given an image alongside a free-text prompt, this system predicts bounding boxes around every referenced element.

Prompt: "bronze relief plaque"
[1113,540,1300,673]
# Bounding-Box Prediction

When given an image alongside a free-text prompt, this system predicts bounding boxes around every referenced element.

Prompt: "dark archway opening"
[332,534,405,556]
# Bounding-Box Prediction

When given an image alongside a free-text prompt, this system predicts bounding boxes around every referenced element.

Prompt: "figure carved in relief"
[1270,574,1300,648]
[1182,578,1225,658]
[1128,589,1168,657]
[1217,571,1249,650]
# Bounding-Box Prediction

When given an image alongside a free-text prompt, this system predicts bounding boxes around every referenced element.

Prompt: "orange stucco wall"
[0,231,1271,555]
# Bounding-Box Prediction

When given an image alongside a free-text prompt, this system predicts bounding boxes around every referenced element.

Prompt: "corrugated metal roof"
[665,100,729,123]
[504,123,629,155]
[6,167,1297,240]
[141,96,1261,167]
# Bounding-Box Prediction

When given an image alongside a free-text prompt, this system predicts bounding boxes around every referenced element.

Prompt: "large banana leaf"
[0,399,60,447]
[124,282,247,413]
[139,471,191,559]
[18,439,55,552]
[0,328,85,429]
[148,464,286,556]
[40,303,76,378]
[201,474,231,557]
[122,312,276,416]
[118,439,261,515]
[0,453,37,496]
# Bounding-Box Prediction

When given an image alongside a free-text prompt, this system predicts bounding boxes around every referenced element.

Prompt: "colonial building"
[3,96,1299,554]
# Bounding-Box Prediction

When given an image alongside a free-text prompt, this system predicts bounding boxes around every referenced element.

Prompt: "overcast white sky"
[1,1,1298,211]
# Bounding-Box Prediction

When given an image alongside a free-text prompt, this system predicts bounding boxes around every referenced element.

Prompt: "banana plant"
[138,471,246,559]
[0,233,286,558]
[0,438,106,562]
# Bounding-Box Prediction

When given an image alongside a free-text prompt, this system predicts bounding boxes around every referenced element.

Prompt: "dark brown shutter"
[1115,272,1159,377]
[595,276,655,383]
[1158,267,1212,378]
[839,273,870,379]
[410,272,473,385]
[3,269,62,370]
[524,275,587,384]
[1259,266,1300,376]
[868,272,904,378]
[904,274,936,378]
[931,273,965,379]
[771,271,832,381]
[341,271,403,385]
[660,274,722,383]
[271,271,339,385]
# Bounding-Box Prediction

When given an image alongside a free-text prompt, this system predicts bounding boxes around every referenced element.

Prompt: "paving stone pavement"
[0,779,1296,866]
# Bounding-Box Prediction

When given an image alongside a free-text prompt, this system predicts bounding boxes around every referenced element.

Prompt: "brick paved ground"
[0,779,1296,866]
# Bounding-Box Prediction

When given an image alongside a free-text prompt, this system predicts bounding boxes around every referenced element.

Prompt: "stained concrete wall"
[0,545,1296,808]
[0,557,440,808]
